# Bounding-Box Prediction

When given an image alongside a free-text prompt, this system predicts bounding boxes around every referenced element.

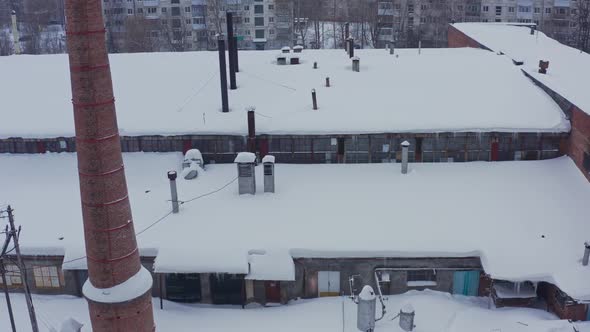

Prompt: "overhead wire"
[8,174,239,272]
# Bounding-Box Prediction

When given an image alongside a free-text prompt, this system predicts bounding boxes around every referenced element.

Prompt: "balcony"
[192,0,206,5]
[143,0,160,7]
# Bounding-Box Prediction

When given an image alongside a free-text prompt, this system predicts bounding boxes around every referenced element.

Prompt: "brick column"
[64,1,155,331]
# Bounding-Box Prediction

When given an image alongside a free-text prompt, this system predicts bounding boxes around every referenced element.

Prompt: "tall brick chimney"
[64,1,155,331]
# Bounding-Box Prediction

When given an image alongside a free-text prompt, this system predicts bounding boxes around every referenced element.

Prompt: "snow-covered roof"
[1,153,590,300]
[452,23,590,114]
[234,152,257,163]
[0,48,569,139]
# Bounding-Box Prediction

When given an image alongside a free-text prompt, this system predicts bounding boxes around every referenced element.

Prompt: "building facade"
[100,0,292,52]
[375,0,580,48]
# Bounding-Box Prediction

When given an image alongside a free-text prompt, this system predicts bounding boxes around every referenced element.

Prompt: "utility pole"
[0,257,17,332]
[6,206,39,332]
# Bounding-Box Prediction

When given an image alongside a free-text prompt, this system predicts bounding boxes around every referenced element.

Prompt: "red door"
[183,140,192,154]
[259,138,269,158]
[37,141,46,154]
[265,281,281,303]
[491,141,499,161]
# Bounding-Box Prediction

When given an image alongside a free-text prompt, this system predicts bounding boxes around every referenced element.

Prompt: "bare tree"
[0,28,12,55]
[576,0,590,51]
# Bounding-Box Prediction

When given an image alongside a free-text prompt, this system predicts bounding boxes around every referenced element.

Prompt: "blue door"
[453,271,480,296]
[586,304,590,321]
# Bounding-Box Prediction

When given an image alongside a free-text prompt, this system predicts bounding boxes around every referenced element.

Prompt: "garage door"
[318,271,340,297]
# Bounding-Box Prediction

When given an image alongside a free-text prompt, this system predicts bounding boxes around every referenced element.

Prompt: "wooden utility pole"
[1,222,17,332]
[6,206,39,332]
[0,257,17,332]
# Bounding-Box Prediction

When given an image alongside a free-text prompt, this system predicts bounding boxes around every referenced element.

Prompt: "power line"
[174,71,218,113]
[241,71,297,91]
[8,175,239,272]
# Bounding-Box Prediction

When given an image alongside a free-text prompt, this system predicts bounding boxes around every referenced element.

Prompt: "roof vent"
[539,60,549,74]
[583,241,590,266]
[235,152,257,195]
[263,155,275,193]
[401,141,410,174]
[399,304,416,331]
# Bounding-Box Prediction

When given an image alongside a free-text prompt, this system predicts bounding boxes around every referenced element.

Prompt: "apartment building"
[375,0,580,48]
[100,0,292,52]
[206,0,293,50]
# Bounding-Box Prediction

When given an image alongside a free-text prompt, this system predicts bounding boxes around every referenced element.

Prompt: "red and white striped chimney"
[64,1,155,331]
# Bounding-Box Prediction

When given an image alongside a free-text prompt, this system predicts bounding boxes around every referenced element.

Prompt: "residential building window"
[147,7,157,14]
[245,29,251,35]
[407,270,437,286]
[269,29,275,35]
[268,4,274,10]
[185,19,191,24]
[162,7,167,13]
[379,2,393,10]
[171,7,181,16]
[137,8,143,14]
[269,16,274,23]
[420,16,426,23]
[509,6,515,12]
[545,7,552,14]
[408,16,414,28]
[33,266,61,288]
[483,5,489,12]
[495,6,502,15]
[0,264,22,286]
[171,0,179,3]
[185,6,191,13]
[254,5,264,14]
[495,18,502,22]
[244,17,250,23]
[193,17,205,24]
[534,7,540,13]
[519,6,531,12]
[244,5,249,10]
[127,8,133,14]
[255,29,265,38]
[558,8,566,14]
[255,17,264,26]
[408,4,414,13]
[421,4,427,10]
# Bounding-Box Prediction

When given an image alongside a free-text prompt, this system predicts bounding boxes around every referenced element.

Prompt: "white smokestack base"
[401,141,410,174]
[583,241,590,266]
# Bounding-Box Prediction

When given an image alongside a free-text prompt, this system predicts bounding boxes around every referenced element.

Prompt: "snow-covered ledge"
[82,266,153,303]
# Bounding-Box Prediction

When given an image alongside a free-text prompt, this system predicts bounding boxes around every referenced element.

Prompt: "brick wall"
[538,282,588,321]
[567,106,590,181]
[447,24,483,48]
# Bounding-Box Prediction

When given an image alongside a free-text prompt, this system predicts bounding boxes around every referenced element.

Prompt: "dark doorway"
[265,281,281,303]
[210,274,244,305]
[337,138,345,163]
[166,274,201,302]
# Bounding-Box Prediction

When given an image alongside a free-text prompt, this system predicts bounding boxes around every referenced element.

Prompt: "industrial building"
[1,22,590,324]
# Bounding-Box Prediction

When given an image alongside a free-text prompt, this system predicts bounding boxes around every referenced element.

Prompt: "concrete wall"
[292,257,482,300]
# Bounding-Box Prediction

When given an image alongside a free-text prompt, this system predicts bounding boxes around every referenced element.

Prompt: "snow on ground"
[1,291,588,332]
[0,47,569,139]
[1,153,590,300]
[452,23,590,114]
